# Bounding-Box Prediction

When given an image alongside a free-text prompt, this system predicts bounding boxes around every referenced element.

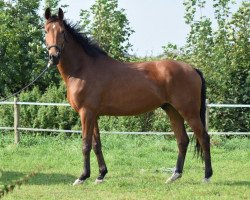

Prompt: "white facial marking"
[52,23,56,29]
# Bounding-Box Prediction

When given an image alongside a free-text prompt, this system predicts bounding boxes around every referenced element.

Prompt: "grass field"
[0,133,249,200]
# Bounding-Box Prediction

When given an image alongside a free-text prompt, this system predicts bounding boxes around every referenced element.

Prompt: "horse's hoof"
[203,177,211,183]
[95,178,104,184]
[166,172,182,183]
[73,179,84,186]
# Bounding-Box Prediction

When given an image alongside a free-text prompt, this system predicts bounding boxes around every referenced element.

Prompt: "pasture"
[0,133,249,200]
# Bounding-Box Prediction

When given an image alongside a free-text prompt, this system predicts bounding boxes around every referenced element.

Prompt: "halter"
[47,44,62,53]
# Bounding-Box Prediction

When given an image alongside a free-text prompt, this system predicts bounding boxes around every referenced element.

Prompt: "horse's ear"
[45,8,51,20]
[58,8,64,20]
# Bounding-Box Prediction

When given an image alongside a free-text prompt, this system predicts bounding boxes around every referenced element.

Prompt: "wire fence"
[0,98,249,143]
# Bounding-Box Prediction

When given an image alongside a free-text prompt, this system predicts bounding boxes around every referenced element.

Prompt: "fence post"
[206,99,209,132]
[14,96,20,144]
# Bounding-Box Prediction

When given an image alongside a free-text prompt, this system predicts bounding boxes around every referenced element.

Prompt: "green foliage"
[45,0,61,11]
[44,0,68,13]
[0,0,61,98]
[20,84,81,131]
[79,0,134,61]
[99,110,171,132]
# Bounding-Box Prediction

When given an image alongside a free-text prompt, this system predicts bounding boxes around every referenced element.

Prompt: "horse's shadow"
[2,171,249,187]
[0,171,76,185]
[184,179,250,186]
[215,180,250,187]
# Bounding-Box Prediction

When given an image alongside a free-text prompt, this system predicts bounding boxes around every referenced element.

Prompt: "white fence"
[0,98,249,143]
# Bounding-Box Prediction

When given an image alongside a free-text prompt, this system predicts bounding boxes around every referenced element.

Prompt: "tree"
[45,0,60,11]
[44,0,68,13]
[0,0,64,98]
[0,0,44,96]
[79,0,134,61]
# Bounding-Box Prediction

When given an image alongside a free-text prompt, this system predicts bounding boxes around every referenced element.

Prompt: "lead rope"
[0,62,52,102]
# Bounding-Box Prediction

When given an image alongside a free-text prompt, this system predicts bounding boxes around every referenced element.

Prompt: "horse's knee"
[82,144,92,155]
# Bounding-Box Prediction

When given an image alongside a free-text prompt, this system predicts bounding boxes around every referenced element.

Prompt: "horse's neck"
[57,37,125,84]
[57,38,93,83]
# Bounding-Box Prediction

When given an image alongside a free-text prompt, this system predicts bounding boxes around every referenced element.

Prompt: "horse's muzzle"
[47,44,62,65]
[49,53,60,65]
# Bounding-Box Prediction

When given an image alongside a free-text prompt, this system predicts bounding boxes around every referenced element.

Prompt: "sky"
[55,0,242,56]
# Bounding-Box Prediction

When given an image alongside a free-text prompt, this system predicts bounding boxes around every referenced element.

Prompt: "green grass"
[0,133,249,200]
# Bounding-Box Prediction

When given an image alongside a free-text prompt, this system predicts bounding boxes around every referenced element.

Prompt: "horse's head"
[44,8,66,65]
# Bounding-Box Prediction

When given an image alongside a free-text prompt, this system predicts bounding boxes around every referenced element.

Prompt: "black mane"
[63,20,107,57]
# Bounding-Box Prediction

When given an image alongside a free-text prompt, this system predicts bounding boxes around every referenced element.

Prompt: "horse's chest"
[66,79,87,111]
[66,79,100,112]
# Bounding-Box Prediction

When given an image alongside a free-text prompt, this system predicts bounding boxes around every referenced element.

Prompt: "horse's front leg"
[73,109,95,186]
[92,121,108,184]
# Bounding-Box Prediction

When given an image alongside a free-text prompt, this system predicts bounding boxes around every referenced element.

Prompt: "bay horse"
[44,8,212,185]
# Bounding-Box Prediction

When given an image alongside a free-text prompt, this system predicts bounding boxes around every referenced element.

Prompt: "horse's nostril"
[49,53,60,65]
[49,54,56,60]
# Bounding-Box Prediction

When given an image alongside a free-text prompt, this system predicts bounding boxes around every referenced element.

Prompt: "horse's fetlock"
[79,172,91,181]
[100,167,108,175]
[205,169,213,179]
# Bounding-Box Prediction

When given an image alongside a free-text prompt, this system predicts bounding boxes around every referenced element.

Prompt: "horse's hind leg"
[163,105,189,183]
[92,121,108,184]
[185,116,213,182]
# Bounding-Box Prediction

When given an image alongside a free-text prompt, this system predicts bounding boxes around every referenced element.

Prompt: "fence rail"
[1,101,250,108]
[0,127,249,136]
[0,98,249,143]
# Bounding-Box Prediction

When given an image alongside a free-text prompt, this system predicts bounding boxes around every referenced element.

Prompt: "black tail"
[194,68,206,160]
